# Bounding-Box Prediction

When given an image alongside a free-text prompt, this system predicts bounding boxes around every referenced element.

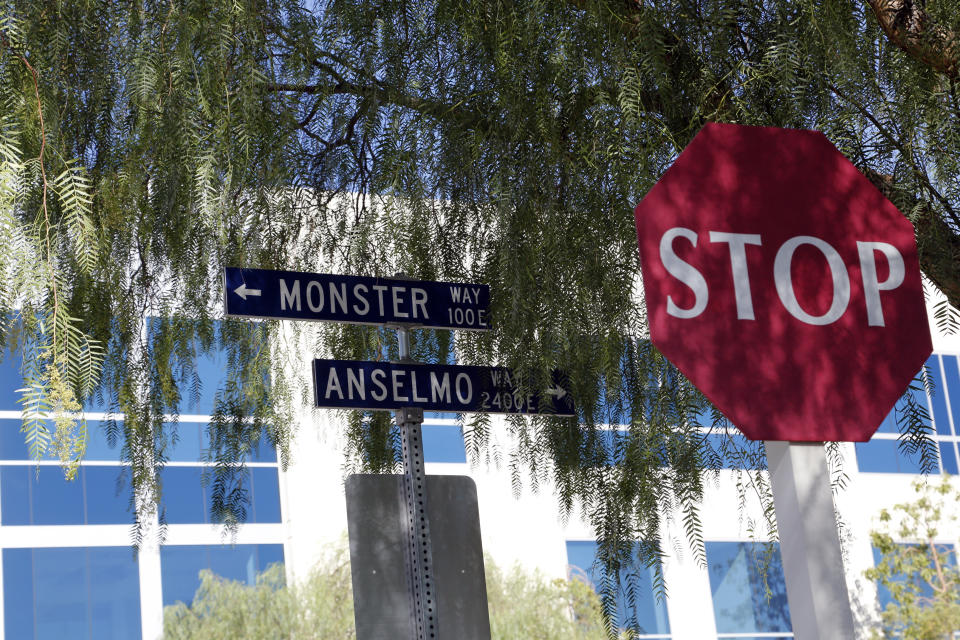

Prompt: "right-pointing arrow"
[545,385,567,400]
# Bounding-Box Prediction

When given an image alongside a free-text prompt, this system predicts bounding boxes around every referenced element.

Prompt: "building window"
[855,439,930,474]
[856,355,960,475]
[158,466,282,525]
[1,465,132,526]
[3,547,142,640]
[422,423,467,463]
[705,541,792,638]
[0,349,23,411]
[565,540,671,636]
[0,419,127,462]
[162,421,277,464]
[160,544,284,607]
[0,321,287,640]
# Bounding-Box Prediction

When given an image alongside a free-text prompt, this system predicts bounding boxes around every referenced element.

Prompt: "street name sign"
[226,266,534,640]
[224,267,490,330]
[633,122,932,442]
[313,359,575,416]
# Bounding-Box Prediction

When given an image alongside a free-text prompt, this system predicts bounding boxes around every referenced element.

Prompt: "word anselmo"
[312,359,574,416]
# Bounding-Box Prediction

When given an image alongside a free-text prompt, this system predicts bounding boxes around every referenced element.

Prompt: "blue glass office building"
[559,353,960,639]
[0,341,285,640]
[0,335,957,638]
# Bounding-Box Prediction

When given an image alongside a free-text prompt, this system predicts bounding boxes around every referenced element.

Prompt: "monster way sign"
[634,122,933,639]
[224,267,491,330]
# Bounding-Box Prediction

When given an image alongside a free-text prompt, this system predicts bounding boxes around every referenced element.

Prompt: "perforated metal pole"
[396,325,438,639]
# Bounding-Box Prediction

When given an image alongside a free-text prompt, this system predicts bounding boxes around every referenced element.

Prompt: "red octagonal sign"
[634,123,933,442]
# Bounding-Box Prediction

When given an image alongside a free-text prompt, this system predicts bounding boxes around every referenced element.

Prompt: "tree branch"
[864,169,960,308]
[266,10,960,310]
[866,0,959,78]
[265,81,505,137]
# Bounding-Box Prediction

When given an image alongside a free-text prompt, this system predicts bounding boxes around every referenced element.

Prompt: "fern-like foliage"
[53,161,97,275]
[0,0,956,634]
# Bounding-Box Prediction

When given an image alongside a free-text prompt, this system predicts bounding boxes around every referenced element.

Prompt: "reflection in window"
[943,355,960,436]
[855,439,930,474]
[84,466,132,524]
[161,422,277,463]
[565,541,670,635]
[159,467,282,524]
[422,425,466,463]
[940,443,959,475]
[160,543,284,606]
[3,547,142,639]
[0,466,131,526]
[0,420,128,462]
[0,419,277,463]
[927,357,952,436]
[705,541,792,636]
[159,467,206,524]
[251,467,282,522]
[0,349,23,411]
[0,420,31,460]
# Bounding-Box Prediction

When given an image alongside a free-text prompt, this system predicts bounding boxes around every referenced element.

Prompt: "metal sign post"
[766,441,856,639]
[395,326,437,639]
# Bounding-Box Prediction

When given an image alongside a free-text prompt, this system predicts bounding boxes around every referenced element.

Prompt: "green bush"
[865,478,960,640]
[163,546,612,639]
[164,546,354,640]
[485,560,608,639]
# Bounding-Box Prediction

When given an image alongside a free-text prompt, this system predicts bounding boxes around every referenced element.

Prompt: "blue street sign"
[224,267,490,330]
[313,360,575,416]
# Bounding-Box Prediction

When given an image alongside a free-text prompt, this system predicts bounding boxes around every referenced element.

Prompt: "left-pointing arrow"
[234,283,262,300]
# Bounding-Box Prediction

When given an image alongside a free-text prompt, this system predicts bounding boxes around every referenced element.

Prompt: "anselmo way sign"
[224,267,490,330]
[313,359,575,416]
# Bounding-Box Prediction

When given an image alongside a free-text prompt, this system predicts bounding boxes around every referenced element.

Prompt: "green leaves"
[16,314,101,470]
[898,371,940,475]
[164,546,614,640]
[0,10,26,53]
[931,299,960,337]
[865,478,960,640]
[53,161,97,275]
[2,1,958,634]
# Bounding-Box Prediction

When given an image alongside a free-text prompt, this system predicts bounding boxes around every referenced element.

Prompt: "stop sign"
[634,123,933,442]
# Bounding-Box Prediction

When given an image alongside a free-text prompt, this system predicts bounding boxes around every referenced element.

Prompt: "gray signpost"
[225,267,574,640]
[395,325,437,639]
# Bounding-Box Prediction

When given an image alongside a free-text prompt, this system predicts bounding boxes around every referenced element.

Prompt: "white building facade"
[0,297,957,639]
